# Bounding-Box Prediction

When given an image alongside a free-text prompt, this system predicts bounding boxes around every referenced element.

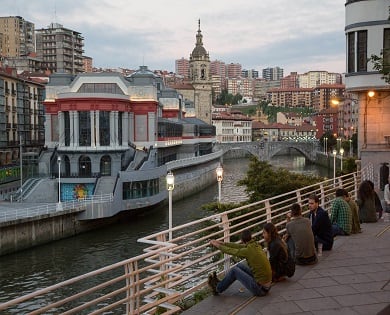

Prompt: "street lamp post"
[340,148,344,171]
[57,156,62,210]
[324,137,328,155]
[216,164,223,203]
[349,139,352,157]
[336,138,341,151]
[166,172,175,241]
[333,150,337,185]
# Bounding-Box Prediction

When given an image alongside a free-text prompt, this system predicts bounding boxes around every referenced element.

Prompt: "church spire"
[191,19,209,59]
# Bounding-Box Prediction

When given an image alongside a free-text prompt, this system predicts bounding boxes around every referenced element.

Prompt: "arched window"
[79,155,91,177]
[100,155,111,176]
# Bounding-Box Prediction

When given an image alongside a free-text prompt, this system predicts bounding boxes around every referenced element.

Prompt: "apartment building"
[226,78,254,99]
[226,63,242,79]
[0,67,45,168]
[83,56,93,73]
[311,84,345,111]
[262,67,283,81]
[268,87,313,108]
[0,16,35,57]
[212,110,252,143]
[242,69,259,79]
[298,71,342,88]
[36,23,84,74]
[280,72,299,88]
[312,108,338,138]
[175,57,189,78]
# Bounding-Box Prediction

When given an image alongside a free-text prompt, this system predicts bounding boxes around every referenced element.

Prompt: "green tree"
[238,157,323,203]
[369,52,390,84]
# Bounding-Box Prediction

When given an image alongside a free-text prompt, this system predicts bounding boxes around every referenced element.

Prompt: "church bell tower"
[189,20,212,124]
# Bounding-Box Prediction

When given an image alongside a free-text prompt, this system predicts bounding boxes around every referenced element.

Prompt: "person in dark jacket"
[307,194,333,251]
[357,181,378,223]
[263,222,292,282]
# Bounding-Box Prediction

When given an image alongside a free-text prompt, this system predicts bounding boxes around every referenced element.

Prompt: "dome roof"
[191,20,209,59]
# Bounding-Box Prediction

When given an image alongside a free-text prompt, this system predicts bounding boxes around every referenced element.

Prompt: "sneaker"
[208,271,220,295]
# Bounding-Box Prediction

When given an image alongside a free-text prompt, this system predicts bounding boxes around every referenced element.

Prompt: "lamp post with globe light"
[333,150,337,185]
[216,164,223,204]
[166,172,175,241]
[57,156,62,210]
[340,148,344,171]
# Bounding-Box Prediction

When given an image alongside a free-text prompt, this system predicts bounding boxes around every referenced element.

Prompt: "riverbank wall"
[0,158,221,256]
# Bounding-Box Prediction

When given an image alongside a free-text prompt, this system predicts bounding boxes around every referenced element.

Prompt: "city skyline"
[2,0,346,75]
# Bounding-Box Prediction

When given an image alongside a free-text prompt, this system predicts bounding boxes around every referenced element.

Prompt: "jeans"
[216,262,270,296]
[332,224,346,236]
[286,237,295,259]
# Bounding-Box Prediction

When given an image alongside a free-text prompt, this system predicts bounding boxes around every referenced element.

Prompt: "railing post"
[265,200,272,222]
[296,191,302,205]
[220,213,231,272]
[125,260,139,314]
[320,183,325,208]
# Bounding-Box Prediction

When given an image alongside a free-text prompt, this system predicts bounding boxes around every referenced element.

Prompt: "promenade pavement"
[182,219,390,315]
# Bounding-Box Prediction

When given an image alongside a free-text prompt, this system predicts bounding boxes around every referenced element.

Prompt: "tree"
[238,157,323,203]
[369,52,390,84]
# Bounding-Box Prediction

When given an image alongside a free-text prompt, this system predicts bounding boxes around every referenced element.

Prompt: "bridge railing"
[0,170,364,314]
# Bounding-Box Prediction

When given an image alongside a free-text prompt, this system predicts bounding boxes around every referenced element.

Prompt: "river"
[0,154,327,306]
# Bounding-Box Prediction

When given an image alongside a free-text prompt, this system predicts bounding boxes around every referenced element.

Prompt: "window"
[64,111,70,146]
[99,111,110,146]
[347,32,355,73]
[79,111,91,146]
[383,28,390,72]
[357,30,367,72]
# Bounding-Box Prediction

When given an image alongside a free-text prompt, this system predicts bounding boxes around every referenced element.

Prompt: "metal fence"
[0,171,363,314]
[0,193,113,223]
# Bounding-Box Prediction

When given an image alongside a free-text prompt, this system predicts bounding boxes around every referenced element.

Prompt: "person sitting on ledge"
[331,188,352,236]
[284,203,318,265]
[208,229,272,296]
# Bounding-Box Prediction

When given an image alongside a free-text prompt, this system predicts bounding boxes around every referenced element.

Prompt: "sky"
[3,0,346,75]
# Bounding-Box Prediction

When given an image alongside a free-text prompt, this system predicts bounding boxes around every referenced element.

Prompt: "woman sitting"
[357,180,378,223]
[263,222,293,282]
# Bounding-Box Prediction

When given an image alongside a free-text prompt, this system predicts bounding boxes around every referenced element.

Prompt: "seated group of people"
[208,181,387,297]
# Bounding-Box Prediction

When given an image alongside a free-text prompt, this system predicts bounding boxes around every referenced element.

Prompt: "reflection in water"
[0,154,326,306]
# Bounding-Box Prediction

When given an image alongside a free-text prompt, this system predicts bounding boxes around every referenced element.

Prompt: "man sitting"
[331,188,352,236]
[208,229,272,296]
[284,203,317,265]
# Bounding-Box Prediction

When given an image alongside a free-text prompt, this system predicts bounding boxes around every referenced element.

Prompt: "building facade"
[175,57,190,78]
[36,23,84,74]
[345,0,390,176]
[212,110,252,143]
[0,16,35,57]
[262,67,284,81]
[0,67,45,173]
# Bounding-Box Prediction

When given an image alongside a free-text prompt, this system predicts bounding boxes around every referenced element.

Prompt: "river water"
[0,154,327,306]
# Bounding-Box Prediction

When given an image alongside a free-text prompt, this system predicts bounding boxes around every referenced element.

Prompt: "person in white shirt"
[383,175,390,213]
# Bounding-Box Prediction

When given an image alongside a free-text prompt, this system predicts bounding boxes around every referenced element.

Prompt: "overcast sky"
[3,0,346,75]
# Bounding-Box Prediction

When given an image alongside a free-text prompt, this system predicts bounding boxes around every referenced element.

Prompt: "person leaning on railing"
[208,229,272,296]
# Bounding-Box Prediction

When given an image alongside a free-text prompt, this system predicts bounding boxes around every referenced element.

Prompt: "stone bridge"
[214,141,320,162]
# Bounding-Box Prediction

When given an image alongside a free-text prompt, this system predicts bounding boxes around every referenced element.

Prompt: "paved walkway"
[182,220,390,315]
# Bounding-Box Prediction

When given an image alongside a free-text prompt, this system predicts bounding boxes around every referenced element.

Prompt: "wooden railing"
[0,170,365,314]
